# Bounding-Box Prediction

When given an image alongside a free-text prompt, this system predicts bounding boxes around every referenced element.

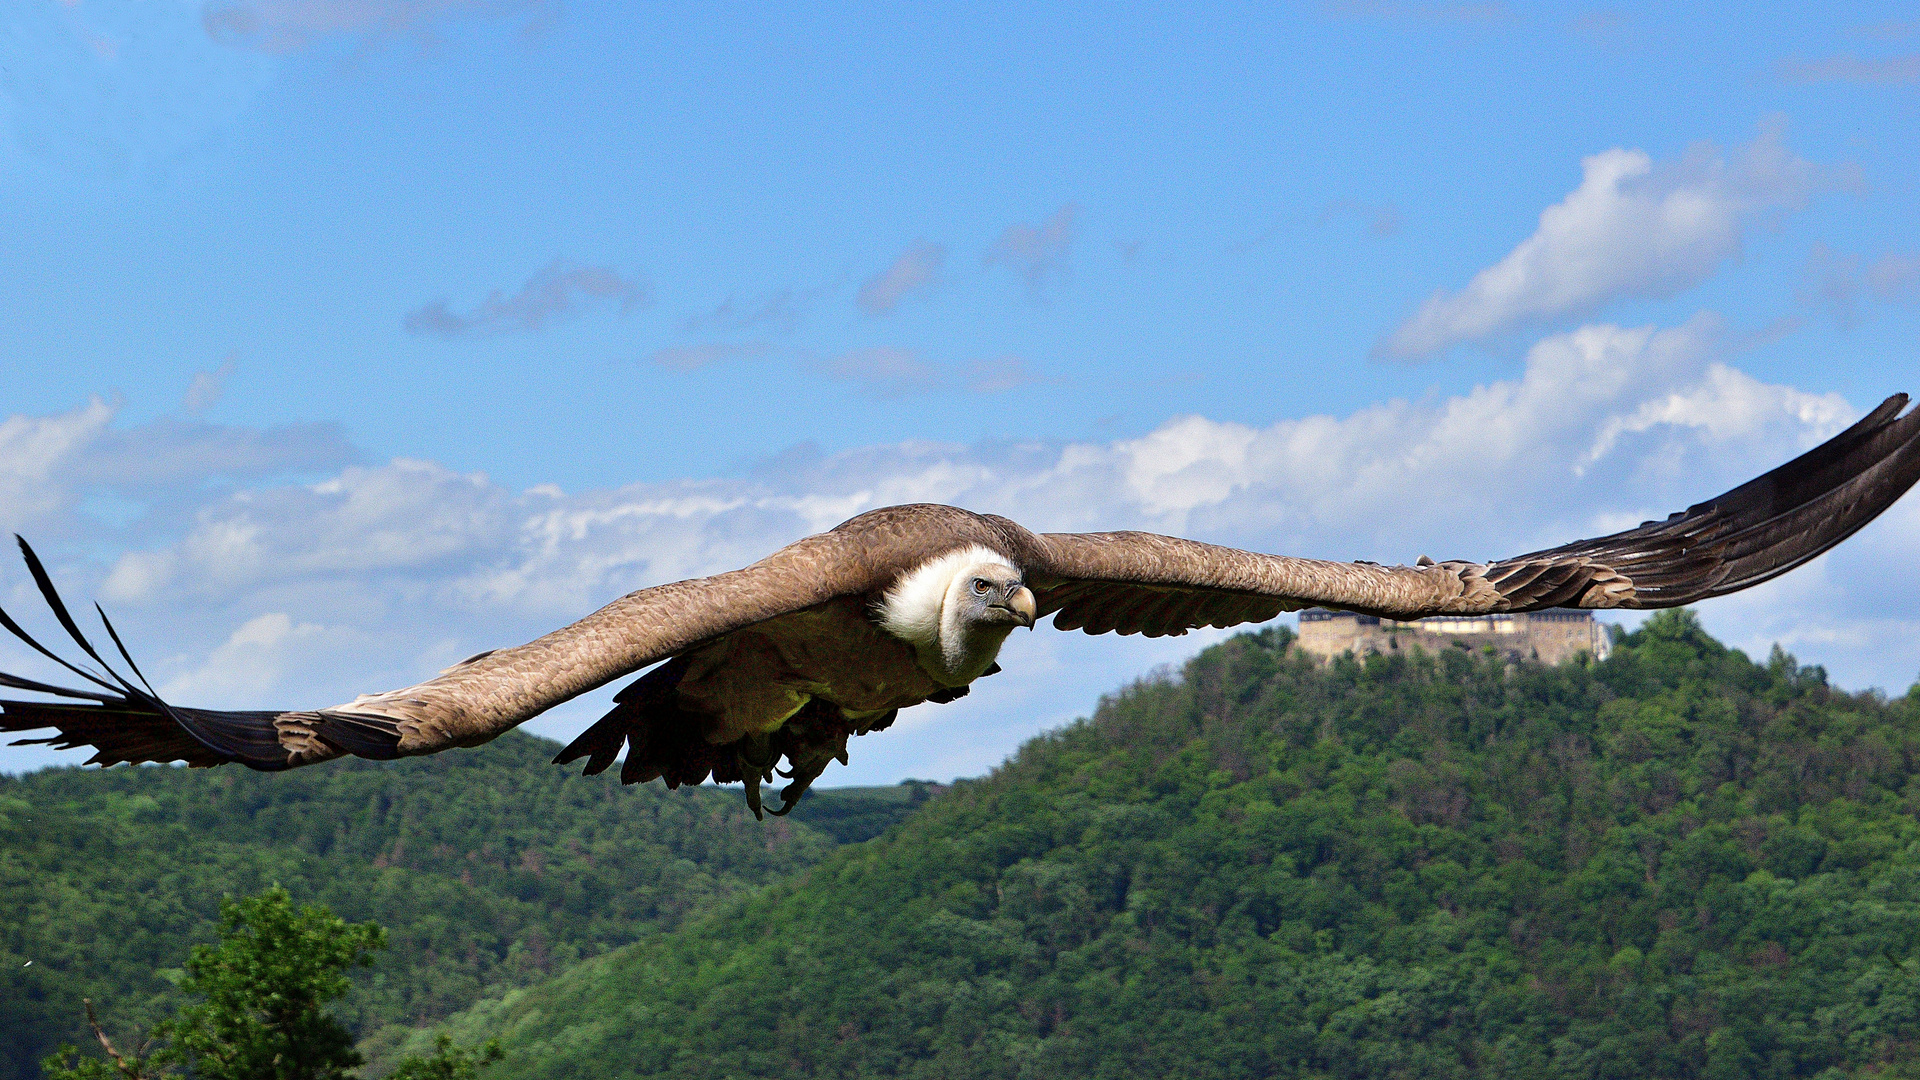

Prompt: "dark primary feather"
[1042,580,1287,638]
[0,536,401,769]
[1482,393,1920,611]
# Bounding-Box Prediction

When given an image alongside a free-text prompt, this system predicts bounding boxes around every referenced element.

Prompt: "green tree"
[385,1035,505,1080]
[42,888,499,1080]
[37,1000,161,1080]
[162,886,384,1080]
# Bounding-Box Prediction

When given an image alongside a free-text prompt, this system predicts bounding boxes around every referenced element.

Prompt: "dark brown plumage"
[5,393,1919,814]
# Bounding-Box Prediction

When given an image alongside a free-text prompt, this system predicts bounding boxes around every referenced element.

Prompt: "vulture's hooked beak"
[996,586,1037,629]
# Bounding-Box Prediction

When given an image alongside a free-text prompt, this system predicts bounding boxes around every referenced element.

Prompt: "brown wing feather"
[1482,392,1920,610]
[0,505,1042,770]
[1034,393,1920,635]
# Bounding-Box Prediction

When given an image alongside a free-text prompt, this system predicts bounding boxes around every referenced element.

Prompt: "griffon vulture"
[5,394,1920,816]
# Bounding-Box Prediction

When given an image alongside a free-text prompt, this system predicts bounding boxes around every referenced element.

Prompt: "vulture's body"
[7,394,1920,816]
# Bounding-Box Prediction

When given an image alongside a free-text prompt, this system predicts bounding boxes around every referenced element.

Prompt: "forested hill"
[441,613,1920,1080]
[0,732,918,1080]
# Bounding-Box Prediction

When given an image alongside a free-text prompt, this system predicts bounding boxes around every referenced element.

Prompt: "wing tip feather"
[1494,387,1920,613]
[0,539,313,771]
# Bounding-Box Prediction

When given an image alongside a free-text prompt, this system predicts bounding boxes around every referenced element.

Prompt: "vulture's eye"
[971,578,991,595]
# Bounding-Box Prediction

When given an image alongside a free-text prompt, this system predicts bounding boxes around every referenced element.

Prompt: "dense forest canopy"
[12,612,1920,1079]
[431,614,1920,1079]
[0,733,915,1080]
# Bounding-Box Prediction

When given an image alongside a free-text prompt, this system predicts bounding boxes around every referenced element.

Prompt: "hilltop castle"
[1296,608,1611,665]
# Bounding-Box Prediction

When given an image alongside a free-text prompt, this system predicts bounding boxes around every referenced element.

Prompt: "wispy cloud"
[815,349,1038,398]
[1376,124,1831,359]
[200,0,553,54]
[404,259,648,338]
[857,241,946,316]
[1565,10,1630,42]
[820,347,943,398]
[1803,243,1920,327]
[6,0,274,180]
[985,205,1077,292]
[965,356,1039,394]
[182,357,237,416]
[1850,20,1918,40]
[1869,254,1920,302]
[1316,201,1403,237]
[680,282,837,336]
[648,342,772,372]
[1322,0,1514,24]
[1778,54,1920,85]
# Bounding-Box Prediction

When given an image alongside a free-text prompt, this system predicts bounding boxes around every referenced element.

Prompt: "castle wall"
[1295,609,1610,666]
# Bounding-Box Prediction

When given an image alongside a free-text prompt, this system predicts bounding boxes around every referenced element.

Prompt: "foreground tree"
[42,887,497,1080]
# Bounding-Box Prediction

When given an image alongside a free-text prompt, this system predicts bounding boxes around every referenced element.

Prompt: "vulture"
[5,394,1920,817]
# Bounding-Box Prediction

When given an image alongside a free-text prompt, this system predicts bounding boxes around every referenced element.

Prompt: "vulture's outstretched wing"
[1029,393,1920,638]
[4,395,1916,773]
[0,509,1020,770]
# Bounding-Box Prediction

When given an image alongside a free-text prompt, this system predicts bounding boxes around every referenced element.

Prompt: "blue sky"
[2,1,1918,782]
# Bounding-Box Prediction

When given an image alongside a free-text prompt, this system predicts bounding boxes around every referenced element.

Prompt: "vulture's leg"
[736,732,777,820]
[763,701,861,816]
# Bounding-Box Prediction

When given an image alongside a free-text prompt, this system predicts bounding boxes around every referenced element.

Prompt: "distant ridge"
[0,732,921,1080]
[437,616,1920,1080]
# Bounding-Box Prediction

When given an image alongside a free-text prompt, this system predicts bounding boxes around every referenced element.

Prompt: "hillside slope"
[456,615,1920,1080]
[1,732,915,1080]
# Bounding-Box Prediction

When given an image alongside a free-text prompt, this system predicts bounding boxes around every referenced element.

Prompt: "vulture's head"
[955,564,1037,631]
[878,545,1037,685]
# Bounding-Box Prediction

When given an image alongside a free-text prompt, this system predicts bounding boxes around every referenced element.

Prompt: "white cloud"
[5,325,1914,783]
[102,458,511,603]
[160,612,332,702]
[0,399,116,528]
[0,397,356,537]
[1377,126,1829,358]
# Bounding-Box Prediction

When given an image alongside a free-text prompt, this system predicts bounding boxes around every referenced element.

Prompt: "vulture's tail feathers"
[0,537,399,770]
[553,657,731,789]
[553,659,867,818]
